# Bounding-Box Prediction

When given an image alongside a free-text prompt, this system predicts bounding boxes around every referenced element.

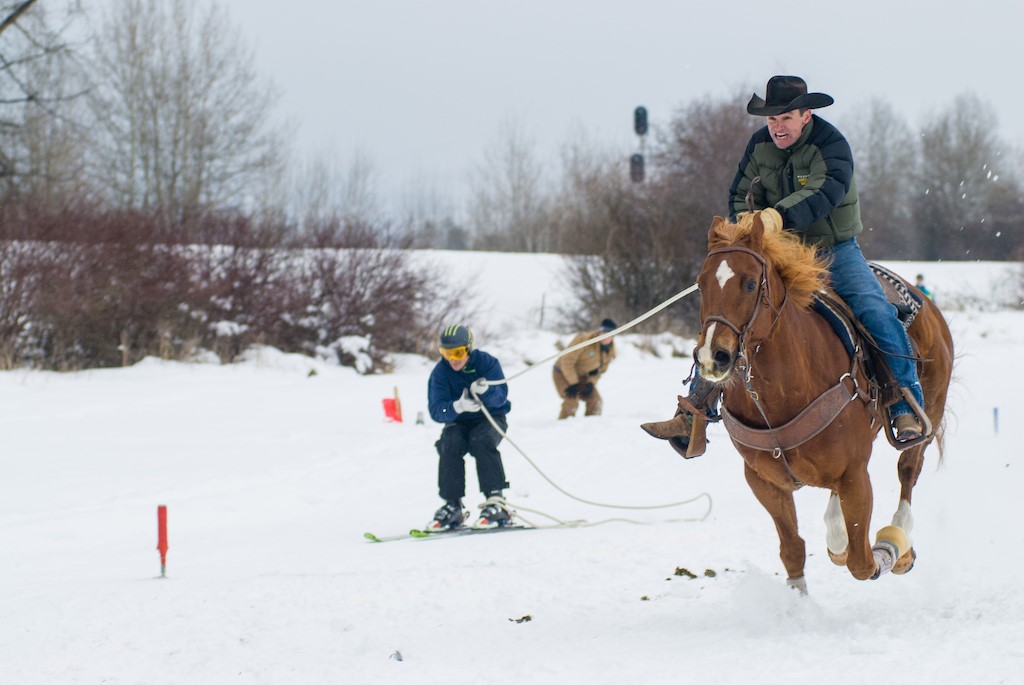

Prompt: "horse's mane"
[709,216,829,309]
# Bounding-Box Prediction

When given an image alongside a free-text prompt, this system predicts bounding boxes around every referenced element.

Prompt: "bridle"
[699,245,788,363]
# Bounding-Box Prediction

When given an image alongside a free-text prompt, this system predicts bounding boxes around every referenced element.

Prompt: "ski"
[411,524,531,538]
[363,524,531,543]
[363,531,413,543]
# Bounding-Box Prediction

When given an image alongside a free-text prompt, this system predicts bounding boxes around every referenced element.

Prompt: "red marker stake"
[157,505,168,578]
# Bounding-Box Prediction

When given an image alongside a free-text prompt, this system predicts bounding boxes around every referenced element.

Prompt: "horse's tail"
[932,350,963,467]
[932,414,947,465]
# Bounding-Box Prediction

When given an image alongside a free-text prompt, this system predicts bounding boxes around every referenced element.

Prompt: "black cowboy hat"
[746,75,834,116]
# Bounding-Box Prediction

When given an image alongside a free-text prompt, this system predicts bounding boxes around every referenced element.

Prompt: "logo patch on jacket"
[796,174,809,187]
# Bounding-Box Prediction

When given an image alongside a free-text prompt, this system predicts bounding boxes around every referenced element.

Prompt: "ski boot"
[426,500,468,531]
[473,495,513,529]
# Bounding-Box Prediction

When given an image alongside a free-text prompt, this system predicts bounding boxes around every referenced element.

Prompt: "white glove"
[453,389,482,414]
[470,378,490,396]
[760,207,784,232]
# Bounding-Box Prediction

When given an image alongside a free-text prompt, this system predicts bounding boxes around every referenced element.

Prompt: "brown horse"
[694,211,953,592]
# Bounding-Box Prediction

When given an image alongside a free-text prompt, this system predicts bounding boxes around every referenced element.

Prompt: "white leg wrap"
[787,576,808,595]
[824,493,848,555]
[891,499,914,537]
[872,540,898,578]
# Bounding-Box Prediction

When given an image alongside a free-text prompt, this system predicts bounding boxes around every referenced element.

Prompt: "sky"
[2,253,1022,683]
[201,0,1024,211]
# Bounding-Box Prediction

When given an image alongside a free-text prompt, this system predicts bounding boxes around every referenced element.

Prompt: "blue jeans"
[819,238,923,417]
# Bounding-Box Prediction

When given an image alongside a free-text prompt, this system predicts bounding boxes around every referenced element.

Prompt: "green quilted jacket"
[728,115,863,247]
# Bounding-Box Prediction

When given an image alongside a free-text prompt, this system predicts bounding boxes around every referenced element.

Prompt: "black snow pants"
[436,415,508,502]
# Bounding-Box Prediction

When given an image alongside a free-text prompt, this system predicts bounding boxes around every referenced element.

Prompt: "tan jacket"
[554,330,616,385]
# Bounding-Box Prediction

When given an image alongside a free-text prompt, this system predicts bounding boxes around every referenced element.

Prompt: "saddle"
[812,263,927,447]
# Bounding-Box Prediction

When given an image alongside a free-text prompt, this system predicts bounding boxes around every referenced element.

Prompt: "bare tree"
[395,173,466,250]
[287,150,384,242]
[841,99,918,257]
[987,168,1024,261]
[85,0,284,230]
[548,132,622,255]
[911,93,1009,260]
[0,1,90,215]
[0,1,38,36]
[655,92,761,222]
[467,116,552,252]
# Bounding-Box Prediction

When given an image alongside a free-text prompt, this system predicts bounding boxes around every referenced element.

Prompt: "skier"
[426,324,513,530]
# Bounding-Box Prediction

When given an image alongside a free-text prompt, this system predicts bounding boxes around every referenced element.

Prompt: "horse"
[693,211,953,592]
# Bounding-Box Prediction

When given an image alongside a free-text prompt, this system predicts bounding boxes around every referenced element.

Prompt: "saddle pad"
[869,262,923,328]
[812,265,922,358]
[811,297,857,358]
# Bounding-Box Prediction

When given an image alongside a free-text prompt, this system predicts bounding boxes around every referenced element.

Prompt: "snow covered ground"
[2,254,1022,684]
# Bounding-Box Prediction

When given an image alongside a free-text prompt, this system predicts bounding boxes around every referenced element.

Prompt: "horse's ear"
[708,216,728,246]
[748,213,765,252]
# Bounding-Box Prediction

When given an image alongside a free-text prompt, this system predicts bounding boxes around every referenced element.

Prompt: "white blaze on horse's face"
[696,322,717,371]
[695,258,739,381]
[715,259,735,289]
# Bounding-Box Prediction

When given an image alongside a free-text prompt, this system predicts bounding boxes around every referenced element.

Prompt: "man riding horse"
[643,75,927,455]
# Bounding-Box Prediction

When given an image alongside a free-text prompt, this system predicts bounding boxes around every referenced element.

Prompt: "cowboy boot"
[641,396,709,459]
[641,378,719,459]
[892,413,922,442]
[888,386,931,451]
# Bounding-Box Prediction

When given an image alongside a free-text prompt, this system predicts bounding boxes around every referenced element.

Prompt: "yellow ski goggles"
[439,345,469,361]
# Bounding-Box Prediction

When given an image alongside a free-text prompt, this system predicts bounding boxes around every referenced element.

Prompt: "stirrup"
[885,388,931,451]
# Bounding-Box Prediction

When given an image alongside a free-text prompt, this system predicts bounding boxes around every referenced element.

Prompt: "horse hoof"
[827,548,848,566]
[892,547,917,575]
[871,525,911,579]
[875,525,911,559]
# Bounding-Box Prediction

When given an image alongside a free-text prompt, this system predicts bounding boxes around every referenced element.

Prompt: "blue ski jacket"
[428,349,511,424]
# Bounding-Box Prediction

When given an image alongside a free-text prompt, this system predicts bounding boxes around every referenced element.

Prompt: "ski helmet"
[439,324,474,352]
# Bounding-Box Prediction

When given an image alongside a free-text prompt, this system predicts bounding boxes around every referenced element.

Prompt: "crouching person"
[552,318,617,419]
